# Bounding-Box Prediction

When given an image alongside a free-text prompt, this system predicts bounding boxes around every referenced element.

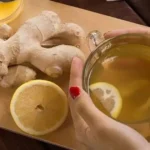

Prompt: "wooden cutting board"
[0,0,144,149]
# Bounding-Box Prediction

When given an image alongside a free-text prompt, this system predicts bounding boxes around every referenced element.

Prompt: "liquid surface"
[0,0,21,21]
[90,44,150,123]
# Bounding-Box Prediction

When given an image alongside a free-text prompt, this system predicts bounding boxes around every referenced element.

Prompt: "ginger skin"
[0,66,36,88]
[0,24,13,39]
[0,11,85,87]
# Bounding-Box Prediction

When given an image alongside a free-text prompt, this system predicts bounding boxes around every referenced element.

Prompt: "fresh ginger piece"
[0,65,36,88]
[30,45,85,78]
[0,24,13,39]
[0,11,85,86]
[42,23,85,49]
[24,11,61,42]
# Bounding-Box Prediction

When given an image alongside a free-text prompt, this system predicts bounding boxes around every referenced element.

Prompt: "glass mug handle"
[87,30,105,52]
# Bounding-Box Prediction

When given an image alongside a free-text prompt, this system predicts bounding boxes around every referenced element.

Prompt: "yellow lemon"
[90,82,122,118]
[10,80,68,136]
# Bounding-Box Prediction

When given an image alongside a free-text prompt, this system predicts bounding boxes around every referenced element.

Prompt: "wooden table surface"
[0,0,147,150]
[52,0,145,25]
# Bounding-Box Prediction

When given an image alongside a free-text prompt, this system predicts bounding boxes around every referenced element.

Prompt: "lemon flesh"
[90,82,122,118]
[10,80,68,136]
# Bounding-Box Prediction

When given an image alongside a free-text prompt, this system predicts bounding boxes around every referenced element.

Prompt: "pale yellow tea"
[89,44,150,123]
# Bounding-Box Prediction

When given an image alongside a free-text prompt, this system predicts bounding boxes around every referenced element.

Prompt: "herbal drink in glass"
[83,32,150,138]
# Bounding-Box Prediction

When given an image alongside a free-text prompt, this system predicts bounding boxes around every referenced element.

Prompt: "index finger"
[104,27,150,39]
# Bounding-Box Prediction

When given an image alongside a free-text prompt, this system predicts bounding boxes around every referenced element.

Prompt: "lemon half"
[90,82,122,118]
[10,80,68,136]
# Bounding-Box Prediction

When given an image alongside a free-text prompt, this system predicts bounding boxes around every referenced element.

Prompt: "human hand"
[104,27,150,39]
[68,57,150,150]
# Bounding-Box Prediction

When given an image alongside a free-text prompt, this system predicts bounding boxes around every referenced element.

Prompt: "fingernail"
[69,86,80,99]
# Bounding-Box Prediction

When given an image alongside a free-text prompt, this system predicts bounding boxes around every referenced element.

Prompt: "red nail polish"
[69,86,80,99]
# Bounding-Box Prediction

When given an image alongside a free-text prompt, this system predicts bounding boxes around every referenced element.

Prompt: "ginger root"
[42,23,85,49]
[0,11,85,87]
[0,24,13,40]
[0,66,36,88]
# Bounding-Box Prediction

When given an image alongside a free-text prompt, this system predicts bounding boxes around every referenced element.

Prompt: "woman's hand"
[68,56,150,150]
[104,27,150,39]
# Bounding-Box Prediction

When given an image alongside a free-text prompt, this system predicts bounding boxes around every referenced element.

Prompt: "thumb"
[69,57,108,128]
[69,86,108,128]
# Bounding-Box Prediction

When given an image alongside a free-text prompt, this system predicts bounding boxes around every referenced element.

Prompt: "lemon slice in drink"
[90,82,122,118]
[10,80,68,136]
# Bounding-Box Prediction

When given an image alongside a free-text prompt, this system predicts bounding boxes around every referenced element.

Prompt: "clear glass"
[0,0,23,24]
[83,31,150,139]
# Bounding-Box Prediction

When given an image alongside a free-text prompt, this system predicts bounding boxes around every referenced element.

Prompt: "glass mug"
[82,30,150,140]
[0,0,23,24]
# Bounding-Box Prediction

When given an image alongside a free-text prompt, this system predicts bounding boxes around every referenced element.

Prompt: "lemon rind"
[10,80,68,136]
[90,82,122,119]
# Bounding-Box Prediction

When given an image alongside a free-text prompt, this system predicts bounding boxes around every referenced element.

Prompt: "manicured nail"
[69,86,80,99]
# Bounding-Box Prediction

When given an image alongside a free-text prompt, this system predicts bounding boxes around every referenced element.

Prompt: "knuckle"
[76,101,85,113]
